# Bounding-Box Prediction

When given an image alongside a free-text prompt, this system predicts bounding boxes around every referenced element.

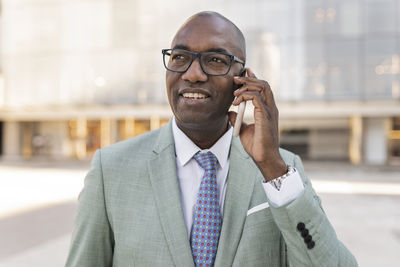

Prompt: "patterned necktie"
[191,151,221,267]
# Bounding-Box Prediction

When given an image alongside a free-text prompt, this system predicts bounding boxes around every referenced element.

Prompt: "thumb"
[228,111,237,126]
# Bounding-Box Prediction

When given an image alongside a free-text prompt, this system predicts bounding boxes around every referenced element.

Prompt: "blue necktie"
[191,151,221,267]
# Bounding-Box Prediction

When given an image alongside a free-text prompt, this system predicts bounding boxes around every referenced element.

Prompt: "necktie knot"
[193,151,218,171]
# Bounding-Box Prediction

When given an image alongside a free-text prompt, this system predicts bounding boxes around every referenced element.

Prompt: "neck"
[175,116,229,149]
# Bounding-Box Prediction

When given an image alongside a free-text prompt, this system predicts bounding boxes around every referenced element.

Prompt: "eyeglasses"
[162,48,245,76]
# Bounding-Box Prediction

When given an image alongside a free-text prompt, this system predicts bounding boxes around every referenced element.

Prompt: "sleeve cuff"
[262,170,305,207]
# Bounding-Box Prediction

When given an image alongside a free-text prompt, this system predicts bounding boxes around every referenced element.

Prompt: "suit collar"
[149,120,195,266]
[150,121,258,266]
[214,135,259,266]
[152,119,175,155]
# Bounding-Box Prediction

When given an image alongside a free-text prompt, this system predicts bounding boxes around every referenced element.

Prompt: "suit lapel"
[147,121,194,267]
[214,136,258,266]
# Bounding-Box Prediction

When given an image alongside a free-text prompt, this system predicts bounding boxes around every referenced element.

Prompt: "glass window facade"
[365,0,397,34]
[326,39,361,99]
[364,37,399,99]
[1,0,400,107]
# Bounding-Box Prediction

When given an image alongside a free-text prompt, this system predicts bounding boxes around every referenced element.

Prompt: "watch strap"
[265,165,296,191]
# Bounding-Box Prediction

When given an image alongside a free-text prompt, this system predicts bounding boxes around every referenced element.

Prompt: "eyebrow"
[172,44,230,54]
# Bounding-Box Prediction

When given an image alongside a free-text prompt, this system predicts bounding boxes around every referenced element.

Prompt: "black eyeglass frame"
[162,48,245,76]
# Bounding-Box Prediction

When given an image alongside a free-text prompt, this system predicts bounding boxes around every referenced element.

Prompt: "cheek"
[215,80,235,106]
[166,73,179,97]
[165,72,172,89]
[223,78,236,97]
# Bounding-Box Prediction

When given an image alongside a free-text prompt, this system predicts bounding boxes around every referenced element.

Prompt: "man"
[66,11,357,267]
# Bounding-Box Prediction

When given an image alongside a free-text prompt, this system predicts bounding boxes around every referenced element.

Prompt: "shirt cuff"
[262,170,305,207]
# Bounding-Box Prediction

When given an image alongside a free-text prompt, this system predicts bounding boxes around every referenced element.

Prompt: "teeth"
[182,92,207,99]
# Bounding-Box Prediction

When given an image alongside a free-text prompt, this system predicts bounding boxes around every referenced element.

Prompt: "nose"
[181,58,208,83]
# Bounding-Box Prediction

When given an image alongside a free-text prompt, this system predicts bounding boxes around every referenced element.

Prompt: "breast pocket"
[244,205,276,233]
[233,206,282,267]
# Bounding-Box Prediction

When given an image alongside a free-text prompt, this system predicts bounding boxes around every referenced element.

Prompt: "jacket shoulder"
[99,127,163,161]
[279,147,299,165]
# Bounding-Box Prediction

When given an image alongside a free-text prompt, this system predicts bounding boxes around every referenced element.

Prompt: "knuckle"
[265,110,273,120]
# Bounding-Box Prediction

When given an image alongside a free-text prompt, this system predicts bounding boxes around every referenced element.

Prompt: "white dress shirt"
[172,118,304,237]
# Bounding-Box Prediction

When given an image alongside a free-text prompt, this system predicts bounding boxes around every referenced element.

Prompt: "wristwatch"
[264,165,296,191]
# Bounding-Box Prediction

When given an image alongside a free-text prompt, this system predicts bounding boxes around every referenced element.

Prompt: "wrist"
[258,158,287,182]
[264,165,296,191]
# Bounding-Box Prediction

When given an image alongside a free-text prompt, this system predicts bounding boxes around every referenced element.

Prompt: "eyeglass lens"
[164,50,232,75]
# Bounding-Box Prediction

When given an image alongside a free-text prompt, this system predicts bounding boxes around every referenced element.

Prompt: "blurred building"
[0,0,399,165]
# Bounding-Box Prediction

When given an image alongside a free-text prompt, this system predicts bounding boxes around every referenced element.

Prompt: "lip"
[178,87,212,104]
[178,87,211,97]
[178,87,211,106]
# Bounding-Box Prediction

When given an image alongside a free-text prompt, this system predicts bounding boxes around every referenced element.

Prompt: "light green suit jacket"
[66,121,357,267]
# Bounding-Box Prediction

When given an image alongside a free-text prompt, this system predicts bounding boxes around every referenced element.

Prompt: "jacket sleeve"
[65,150,114,267]
[269,155,358,267]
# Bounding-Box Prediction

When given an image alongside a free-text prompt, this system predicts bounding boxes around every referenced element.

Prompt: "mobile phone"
[233,69,247,137]
[233,101,246,137]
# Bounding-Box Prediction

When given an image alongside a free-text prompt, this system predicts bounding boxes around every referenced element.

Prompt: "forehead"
[172,16,241,55]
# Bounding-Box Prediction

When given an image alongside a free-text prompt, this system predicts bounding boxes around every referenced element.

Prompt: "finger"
[233,76,260,85]
[232,91,265,108]
[228,111,237,126]
[233,76,246,86]
[233,92,278,124]
[234,74,276,108]
[234,84,264,96]
[233,79,268,102]
[234,90,276,114]
[262,80,277,107]
[234,82,268,93]
[228,111,248,127]
[229,111,248,138]
[246,68,257,78]
[234,81,272,104]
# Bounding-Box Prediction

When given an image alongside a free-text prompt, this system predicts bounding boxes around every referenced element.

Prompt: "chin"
[176,112,227,128]
[177,114,208,125]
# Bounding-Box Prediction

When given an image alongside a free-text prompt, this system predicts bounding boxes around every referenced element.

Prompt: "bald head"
[171,11,246,62]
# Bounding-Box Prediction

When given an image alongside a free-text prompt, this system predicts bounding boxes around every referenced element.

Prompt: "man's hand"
[229,68,287,181]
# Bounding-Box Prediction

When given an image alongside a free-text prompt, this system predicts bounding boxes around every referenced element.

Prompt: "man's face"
[166,16,245,129]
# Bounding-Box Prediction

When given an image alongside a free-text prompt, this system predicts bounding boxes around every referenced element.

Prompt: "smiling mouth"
[182,92,208,99]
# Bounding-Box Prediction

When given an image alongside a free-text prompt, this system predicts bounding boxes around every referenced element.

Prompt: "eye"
[206,54,229,66]
[172,54,185,60]
[211,57,223,63]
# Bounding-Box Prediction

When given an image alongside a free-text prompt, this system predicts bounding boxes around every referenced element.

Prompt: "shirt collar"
[172,117,232,168]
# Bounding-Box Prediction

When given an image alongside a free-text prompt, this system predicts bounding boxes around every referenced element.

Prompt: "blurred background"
[0,0,399,266]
